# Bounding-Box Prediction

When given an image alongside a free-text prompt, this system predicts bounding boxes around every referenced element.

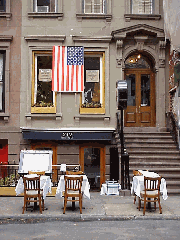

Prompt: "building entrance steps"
[117,130,180,195]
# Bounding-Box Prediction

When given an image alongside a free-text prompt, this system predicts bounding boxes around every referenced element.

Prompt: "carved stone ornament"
[116,40,123,67]
[158,41,166,68]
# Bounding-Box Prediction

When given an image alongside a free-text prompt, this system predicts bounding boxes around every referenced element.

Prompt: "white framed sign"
[18,150,53,173]
[39,69,52,82]
[86,70,99,82]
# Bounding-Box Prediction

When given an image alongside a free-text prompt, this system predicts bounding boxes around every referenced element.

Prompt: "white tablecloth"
[131,171,168,200]
[15,175,52,200]
[100,183,121,195]
[56,175,90,199]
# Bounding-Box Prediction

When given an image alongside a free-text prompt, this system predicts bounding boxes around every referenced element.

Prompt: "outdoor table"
[101,181,121,195]
[56,174,90,210]
[15,174,52,210]
[131,170,168,209]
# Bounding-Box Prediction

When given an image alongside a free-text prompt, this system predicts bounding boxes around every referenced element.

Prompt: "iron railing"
[0,163,80,187]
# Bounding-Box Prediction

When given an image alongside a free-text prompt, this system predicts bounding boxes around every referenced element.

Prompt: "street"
[0,220,180,240]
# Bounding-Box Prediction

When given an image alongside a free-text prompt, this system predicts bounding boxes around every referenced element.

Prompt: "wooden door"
[79,144,105,189]
[124,69,155,127]
[31,142,57,183]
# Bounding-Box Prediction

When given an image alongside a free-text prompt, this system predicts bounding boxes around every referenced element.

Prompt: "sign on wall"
[86,70,99,82]
[39,69,52,82]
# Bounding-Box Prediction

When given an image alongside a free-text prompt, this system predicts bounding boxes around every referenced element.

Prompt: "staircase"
[121,130,180,195]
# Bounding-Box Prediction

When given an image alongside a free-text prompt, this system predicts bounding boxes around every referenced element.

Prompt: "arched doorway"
[124,53,156,127]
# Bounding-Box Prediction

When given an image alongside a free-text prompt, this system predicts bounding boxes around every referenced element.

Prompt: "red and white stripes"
[52,46,84,92]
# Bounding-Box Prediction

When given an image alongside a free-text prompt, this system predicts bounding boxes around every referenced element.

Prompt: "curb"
[1,215,180,224]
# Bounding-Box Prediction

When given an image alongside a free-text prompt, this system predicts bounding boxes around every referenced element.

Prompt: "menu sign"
[86,70,99,82]
[39,69,52,82]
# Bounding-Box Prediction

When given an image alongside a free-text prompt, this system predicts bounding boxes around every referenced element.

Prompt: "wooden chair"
[65,171,84,175]
[28,171,45,176]
[22,176,43,214]
[63,176,83,214]
[133,170,142,204]
[139,176,162,215]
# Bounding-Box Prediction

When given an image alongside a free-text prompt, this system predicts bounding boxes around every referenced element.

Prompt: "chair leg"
[138,197,141,211]
[22,197,26,214]
[134,195,136,204]
[79,196,82,214]
[38,196,42,214]
[143,198,146,216]
[158,197,162,214]
[63,197,67,214]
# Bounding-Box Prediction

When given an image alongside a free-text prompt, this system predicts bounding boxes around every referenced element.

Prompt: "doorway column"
[156,41,166,129]
[116,40,124,79]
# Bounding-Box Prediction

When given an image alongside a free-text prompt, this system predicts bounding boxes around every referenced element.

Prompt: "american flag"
[52,46,84,92]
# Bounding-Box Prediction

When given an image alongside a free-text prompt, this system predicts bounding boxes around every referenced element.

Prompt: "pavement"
[0,192,180,223]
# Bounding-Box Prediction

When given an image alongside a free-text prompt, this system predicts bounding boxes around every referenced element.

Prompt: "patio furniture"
[139,176,162,215]
[65,171,84,175]
[133,170,143,204]
[22,175,43,214]
[63,176,83,214]
[28,171,45,176]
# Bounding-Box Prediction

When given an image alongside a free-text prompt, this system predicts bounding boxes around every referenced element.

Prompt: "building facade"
[0,0,21,168]
[20,0,168,188]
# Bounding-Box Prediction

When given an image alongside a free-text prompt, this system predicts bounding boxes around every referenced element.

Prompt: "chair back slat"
[23,176,41,193]
[144,176,161,192]
[64,176,83,193]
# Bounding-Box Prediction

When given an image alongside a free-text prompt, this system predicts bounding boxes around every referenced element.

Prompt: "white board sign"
[18,150,52,173]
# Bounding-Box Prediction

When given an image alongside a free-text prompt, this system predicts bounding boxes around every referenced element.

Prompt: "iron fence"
[0,163,80,187]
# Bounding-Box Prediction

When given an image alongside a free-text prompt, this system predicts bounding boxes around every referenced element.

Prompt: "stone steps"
[116,130,180,195]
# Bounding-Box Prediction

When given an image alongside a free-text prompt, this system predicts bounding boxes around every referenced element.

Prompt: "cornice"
[76,13,112,22]
[0,35,13,41]
[112,24,165,40]
[0,12,12,20]
[72,35,112,43]
[28,12,63,20]
[24,35,66,42]
[124,14,161,22]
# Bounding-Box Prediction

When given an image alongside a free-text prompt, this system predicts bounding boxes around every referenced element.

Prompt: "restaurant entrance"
[79,144,105,190]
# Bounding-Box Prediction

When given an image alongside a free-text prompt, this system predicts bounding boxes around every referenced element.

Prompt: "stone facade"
[0,0,21,164]
[19,0,169,184]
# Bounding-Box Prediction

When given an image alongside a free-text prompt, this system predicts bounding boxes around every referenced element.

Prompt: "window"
[0,51,5,112]
[131,0,153,14]
[33,0,57,12]
[31,51,56,113]
[83,0,106,14]
[80,52,105,114]
[0,0,6,12]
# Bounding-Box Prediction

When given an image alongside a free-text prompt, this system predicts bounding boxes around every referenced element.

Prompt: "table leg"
[72,197,75,210]
[147,198,151,210]
[34,198,37,210]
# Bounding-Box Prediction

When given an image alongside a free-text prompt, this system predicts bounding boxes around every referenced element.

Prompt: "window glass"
[0,0,6,12]
[125,54,151,69]
[82,56,101,108]
[131,0,153,14]
[0,52,5,112]
[126,74,136,106]
[141,74,150,106]
[32,54,54,107]
[84,0,106,14]
[33,0,57,12]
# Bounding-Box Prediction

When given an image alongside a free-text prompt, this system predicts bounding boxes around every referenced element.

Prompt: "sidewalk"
[0,192,180,223]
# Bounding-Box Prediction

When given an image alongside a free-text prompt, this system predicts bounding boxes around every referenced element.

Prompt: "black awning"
[22,129,114,141]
